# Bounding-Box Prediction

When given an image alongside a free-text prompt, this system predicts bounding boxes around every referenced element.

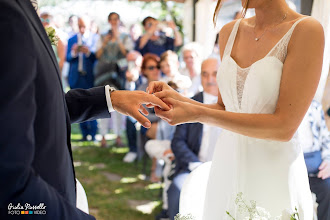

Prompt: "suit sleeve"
[65,87,111,124]
[0,2,95,219]
[171,124,200,170]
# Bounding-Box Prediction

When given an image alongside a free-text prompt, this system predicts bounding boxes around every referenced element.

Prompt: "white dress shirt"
[188,92,222,171]
[198,92,222,162]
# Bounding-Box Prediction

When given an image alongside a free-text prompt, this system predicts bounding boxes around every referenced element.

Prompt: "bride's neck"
[253,0,291,29]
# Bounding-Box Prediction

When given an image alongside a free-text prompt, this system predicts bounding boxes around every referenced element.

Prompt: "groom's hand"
[111,90,170,128]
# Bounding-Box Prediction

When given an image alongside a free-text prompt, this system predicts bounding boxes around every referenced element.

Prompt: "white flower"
[174,213,196,220]
[256,207,271,218]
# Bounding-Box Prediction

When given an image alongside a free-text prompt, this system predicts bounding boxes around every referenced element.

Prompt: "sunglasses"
[145,66,159,71]
[40,18,50,23]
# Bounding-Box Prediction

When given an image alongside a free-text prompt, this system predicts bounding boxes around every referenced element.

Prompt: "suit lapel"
[17,0,61,80]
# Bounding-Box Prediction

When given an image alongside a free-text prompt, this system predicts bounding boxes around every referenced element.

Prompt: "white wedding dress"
[202,17,313,219]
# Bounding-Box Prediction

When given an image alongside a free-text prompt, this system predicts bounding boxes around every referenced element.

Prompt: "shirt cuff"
[105,85,115,113]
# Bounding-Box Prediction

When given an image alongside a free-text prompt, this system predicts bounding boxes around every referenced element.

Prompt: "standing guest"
[167,58,222,220]
[67,16,99,141]
[299,100,330,220]
[95,12,133,90]
[135,16,182,57]
[67,15,79,38]
[40,12,66,74]
[95,12,134,147]
[180,43,203,97]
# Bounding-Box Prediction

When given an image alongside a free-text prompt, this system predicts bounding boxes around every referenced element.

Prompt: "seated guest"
[160,50,192,95]
[180,42,203,97]
[167,58,222,220]
[135,16,182,57]
[299,100,330,220]
[123,51,144,162]
[137,53,162,140]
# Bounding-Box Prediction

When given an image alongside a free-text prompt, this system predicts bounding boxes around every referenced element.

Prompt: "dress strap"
[284,16,310,40]
[223,19,243,58]
[268,16,310,62]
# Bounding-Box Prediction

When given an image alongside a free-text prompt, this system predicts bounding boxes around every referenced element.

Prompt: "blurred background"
[37,0,329,219]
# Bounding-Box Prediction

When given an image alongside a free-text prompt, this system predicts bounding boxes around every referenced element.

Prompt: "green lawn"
[71,125,162,220]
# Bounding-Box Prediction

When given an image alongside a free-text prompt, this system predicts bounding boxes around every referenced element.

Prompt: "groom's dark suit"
[0,0,110,219]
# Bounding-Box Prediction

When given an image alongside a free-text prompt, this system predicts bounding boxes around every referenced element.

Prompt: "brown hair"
[141,53,160,70]
[213,0,250,26]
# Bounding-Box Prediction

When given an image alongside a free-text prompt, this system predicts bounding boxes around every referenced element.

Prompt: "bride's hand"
[147,81,184,102]
[154,97,196,125]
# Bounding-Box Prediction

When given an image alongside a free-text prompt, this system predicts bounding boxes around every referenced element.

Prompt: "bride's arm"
[155,18,324,142]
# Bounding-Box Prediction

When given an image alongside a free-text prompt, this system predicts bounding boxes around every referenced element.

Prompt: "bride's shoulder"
[293,16,323,32]
[290,16,324,47]
[218,19,241,38]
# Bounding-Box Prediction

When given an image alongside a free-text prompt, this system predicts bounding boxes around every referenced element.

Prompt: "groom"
[0,0,169,219]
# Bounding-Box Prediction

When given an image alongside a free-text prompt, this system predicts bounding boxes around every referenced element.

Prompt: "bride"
[147,0,324,219]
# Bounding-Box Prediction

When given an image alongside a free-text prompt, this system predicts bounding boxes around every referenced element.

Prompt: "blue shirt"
[135,34,174,56]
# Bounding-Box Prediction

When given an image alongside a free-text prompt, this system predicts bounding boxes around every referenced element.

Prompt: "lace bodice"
[222,17,308,108]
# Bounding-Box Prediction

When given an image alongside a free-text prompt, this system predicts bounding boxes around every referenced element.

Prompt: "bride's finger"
[143,94,170,111]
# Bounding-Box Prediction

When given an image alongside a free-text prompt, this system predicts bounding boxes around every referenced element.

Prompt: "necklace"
[254,12,287,41]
